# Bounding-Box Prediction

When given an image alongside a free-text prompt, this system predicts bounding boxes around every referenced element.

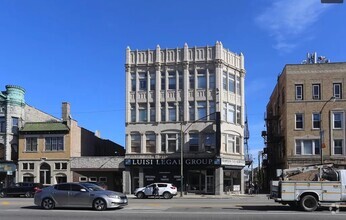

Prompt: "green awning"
[20,122,69,132]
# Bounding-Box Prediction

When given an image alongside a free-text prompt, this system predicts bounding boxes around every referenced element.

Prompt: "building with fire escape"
[263,53,346,189]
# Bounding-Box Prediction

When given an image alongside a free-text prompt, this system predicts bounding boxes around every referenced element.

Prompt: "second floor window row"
[295,82,343,101]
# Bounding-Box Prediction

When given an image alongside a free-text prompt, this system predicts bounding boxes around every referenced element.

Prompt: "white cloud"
[255,0,331,52]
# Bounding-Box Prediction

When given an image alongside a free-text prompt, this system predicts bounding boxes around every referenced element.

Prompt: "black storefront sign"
[125,158,221,167]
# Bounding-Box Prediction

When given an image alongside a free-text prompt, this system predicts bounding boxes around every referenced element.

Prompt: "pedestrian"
[154,184,160,199]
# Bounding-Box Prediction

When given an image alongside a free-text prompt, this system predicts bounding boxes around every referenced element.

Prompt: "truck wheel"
[300,195,318,212]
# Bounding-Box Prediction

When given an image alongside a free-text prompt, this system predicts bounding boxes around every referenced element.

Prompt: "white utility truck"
[269,165,346,211]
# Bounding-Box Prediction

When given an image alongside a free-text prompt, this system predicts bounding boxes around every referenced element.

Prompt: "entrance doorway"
[39,163,51,185]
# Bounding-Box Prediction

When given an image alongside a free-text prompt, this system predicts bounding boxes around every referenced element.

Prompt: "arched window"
[55,173,67,184]
[40,163,51,185]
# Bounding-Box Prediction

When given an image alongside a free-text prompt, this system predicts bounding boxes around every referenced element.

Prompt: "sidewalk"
[128,193,267,199]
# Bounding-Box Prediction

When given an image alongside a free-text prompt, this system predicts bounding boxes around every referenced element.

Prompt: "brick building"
[264,61,346,186]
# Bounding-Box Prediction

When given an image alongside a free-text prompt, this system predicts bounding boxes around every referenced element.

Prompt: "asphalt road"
[1,195,346,220]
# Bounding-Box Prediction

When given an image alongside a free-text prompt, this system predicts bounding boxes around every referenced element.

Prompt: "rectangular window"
[131,73,136,91]
[235,136,240,153]
[166,134,179,153]
[189,102,195,121]
[29,163,34,170]
[79,177,87,182]
[0,117,5,133]
[197,70,206,89]
[160,102,166,121]
[236,106,241,125]
[209,101,215,120]
[25,137,37,152]
[223,72,227,90]
[146,133,156,153]
[130,104,136,122]
[295,113,304,129]
[228,73,235,93]
[295,84,303,100]
[23,163,28,170]
[295,139,320,155]
[45,137,64,151]
[12,117,19,134]
[89,177,97,182]
[334,139,343,155]
[204,133,215,152]
[312,113,321,129]
[168,103,176,121]
[138,103,147,122]
[150,103,155,122]
[236,76,241,95]
[333,112,343,129]
[189,70,195,89]
[222,103,227,121]
[161,134,166,152]
[197,101,206,120]
[178,71,183,90]
[131,133,141,153]
[139,72,147,91]
[227,104,235,124]
[161,72,166,90]
[99,177,107,182]
[227,134,235,153]
[150,72,155,91]
[168,71,176,90]
[189,133,199,152]
[312,84,320,100]
[209,72,215,89]
[333,83,342,99]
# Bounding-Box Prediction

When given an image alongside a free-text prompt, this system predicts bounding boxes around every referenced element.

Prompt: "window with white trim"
[312,113,321,129]
[79,176,87,182]
[223,71,227,90]
[89,177,97,182]
[312,84,320,100]
[228,73,235,93]
[295,139,320,155]
[138,103,147,122]
[131,133,141,153]
[161,72,166,90]
[146,133,156,153]
[131,73,136,91]
[161,133,180,153]
[333,139,343,155]
[333,112,343,129]
[295,113,304,129]
[333,83,342,99]
[23,163,34,170]
[295,84,303,100]
[55,162,67,170]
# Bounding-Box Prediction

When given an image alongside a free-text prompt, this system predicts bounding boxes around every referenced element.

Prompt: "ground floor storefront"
[123,157,245,195]
[0,162,16,188]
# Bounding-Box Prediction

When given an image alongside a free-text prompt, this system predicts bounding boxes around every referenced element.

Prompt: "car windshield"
[80,183,104,191]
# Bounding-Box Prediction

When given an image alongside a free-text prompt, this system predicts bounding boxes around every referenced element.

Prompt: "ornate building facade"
[124,42,246,195]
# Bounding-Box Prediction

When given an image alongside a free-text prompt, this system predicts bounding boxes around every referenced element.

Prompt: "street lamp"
[319,96,335,165]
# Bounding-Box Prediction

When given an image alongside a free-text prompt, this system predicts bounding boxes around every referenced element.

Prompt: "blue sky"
[1,0,345,164]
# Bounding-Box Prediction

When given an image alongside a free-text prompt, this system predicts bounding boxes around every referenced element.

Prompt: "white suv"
[134,183,177,199]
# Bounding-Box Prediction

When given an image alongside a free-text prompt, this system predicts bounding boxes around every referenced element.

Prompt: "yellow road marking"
[1,201,10,205]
